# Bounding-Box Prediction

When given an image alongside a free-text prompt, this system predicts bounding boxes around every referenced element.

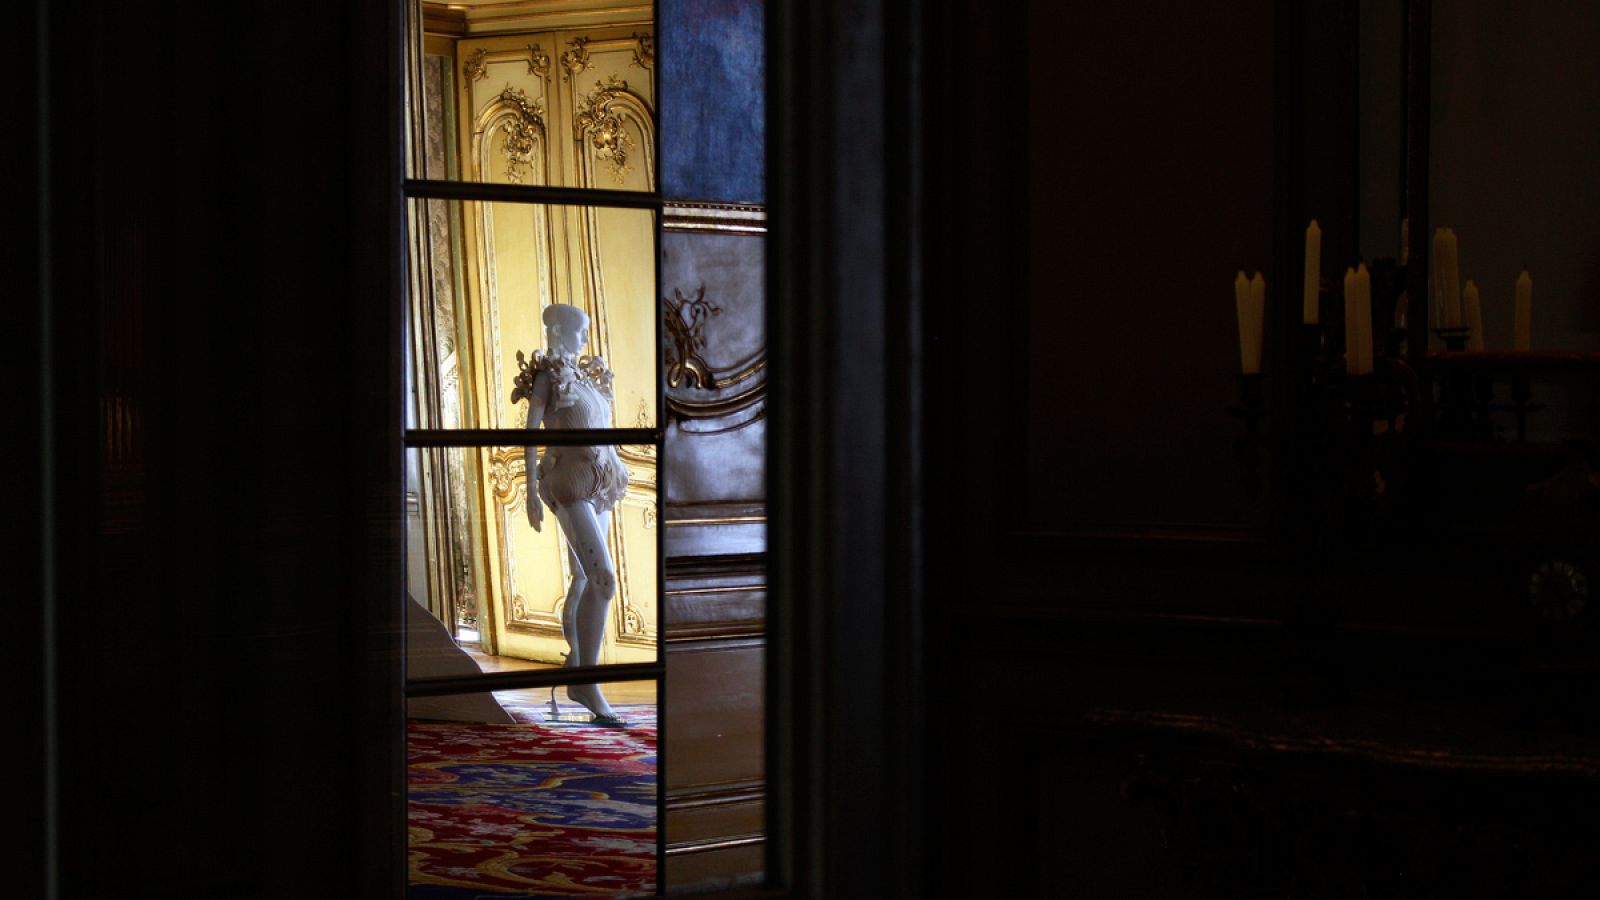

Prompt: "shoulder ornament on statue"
[512,349,615,412]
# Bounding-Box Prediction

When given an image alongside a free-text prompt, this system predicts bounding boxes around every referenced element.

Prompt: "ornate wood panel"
[658,206,768,891]
[660,218,767,560]
[415,23,660,664]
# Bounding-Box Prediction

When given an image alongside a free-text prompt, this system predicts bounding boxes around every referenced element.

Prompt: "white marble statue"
[514,303,630,725]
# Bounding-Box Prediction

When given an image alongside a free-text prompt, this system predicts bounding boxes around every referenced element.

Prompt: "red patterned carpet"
[407,705,657,898]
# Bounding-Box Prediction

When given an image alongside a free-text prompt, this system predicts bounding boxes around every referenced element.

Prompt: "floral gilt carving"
[630,32,655,69]
[527,43,550,80]
[560,37,591,80]
[496,87,545,184]
[575,76,637,184]
[622,604,644,635]
[463,48,489,83]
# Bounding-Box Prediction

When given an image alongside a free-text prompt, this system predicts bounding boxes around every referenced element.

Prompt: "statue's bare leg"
[560,544,585,666]
[554,501,619,720]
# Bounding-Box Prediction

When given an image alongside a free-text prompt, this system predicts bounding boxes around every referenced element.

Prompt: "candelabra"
[1233,258,1420,535]
[1228,374,1269,498]
[1231,255,1600,645]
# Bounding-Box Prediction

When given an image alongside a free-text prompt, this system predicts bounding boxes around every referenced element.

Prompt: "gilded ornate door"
[453,25,658,664]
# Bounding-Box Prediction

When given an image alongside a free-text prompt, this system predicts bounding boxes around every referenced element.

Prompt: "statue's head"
[543,303,590,356]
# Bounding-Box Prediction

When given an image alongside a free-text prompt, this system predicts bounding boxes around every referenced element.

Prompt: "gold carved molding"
[663,284,722,390]
[422,1,650,36]
[495,87,546,184]
[560,36,592,80]
[421,3,467,37]
[575,75,638,185]
[487,447,526,511]
[663,284,767,425]
[463,47,489,82]
[663,202,768,235]
[629,31,654,69]
[526,42,551,80]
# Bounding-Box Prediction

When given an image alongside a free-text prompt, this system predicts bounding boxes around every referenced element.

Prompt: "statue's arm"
[524,370,552,530]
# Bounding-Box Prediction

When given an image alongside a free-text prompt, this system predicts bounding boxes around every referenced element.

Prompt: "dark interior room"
[22,0,1600,897]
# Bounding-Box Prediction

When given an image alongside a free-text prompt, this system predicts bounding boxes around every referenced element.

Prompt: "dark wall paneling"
[665,510,767,558]
[664,637,766,891]
[934,0,1288,625]
[659,219,767,887]
[659,0,765,203]
[664,637,764,793]
[915,0,1600,893]
[47,0,403,896]
[1021,0,1277,533]
[665,557,765,638]
[661,226,767,561]
[939,616,1600,895]
[664,421,765,503]
[666,840,765,893]
[1430,2,1600,351]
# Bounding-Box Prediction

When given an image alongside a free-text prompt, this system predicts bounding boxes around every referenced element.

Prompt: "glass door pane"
[405,2,665,894]
[406,198,660,435]
[407,446,659,668]
[408,682,660,897]
[409,16,656,195]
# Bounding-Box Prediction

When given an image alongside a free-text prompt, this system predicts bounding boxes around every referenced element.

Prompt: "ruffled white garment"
[514,350,629,513]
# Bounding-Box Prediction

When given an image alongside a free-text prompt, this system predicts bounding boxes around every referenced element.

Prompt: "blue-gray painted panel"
[661,0,765,203]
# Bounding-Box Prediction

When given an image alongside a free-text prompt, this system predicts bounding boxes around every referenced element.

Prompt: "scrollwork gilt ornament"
[463,48,489,83]
[527,43,550,80]
[489,457,511,495]
[488,452,524,508]
[625,401,658,459]
[630,32,655,69]
[495,87,545,184]
[575,76,637,185]
[663,284,723,389]
[560,37,591,80]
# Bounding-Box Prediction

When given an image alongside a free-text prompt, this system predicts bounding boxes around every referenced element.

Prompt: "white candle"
[1463,279,1485,351]
[1250,272,1267,373]
[1433,228,1462,329]
[1344,265,1373,375]
[1302,220,1322,325]
[1356,264,1374,374]
[1514,269,1533,351]
[1235,271,1265,374]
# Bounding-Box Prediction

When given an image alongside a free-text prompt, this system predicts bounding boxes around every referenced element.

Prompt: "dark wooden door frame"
[767,0,929,895]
